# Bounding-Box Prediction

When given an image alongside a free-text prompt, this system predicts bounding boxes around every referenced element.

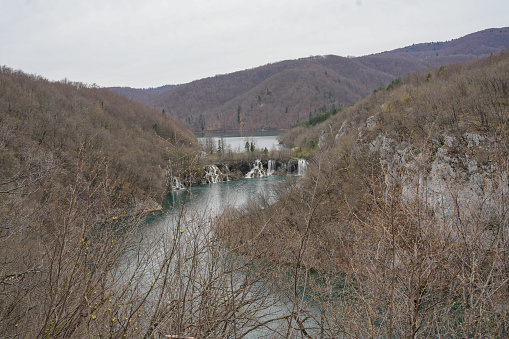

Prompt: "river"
[145,175,290,231]
[136,174,323,338]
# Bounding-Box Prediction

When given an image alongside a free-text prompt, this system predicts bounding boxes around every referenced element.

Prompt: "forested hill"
[0,67,200,337]
[356,27,509,75]
[0,67,198,208]
[108,84,179,104]
[220,51,509,337]
[109,27,509,132]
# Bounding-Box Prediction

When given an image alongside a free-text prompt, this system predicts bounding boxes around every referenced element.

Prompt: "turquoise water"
[136,175,323,338]
[140,175,293,259]
[151,176,289,228]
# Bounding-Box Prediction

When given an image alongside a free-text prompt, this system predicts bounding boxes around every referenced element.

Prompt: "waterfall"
[297,159,308,176]
[267,159,276,176]
[245,159,267,178]
[171,177,186,190]
[204,165,223,184]
[166,161,186,190]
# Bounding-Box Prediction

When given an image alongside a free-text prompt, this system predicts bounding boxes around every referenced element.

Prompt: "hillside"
[108,84,178,104]
[110,27,509,132]
[356,27,509,75]
[0,67,198,206]
[1,50,507,337]
[221,51,509,337]
[0,68,202,337]
[110,56,400,131]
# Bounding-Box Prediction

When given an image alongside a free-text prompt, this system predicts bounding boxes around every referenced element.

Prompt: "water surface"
[197,130,285,153]
[151,176,289,229]
[137,175,320,338]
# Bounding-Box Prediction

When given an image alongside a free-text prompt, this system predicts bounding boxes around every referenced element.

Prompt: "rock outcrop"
[365,129,508,241]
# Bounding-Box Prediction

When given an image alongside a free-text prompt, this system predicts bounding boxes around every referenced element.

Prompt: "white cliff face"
[317,129,327,150]
[368,131,508,240]
[335,119,355,139]
[407,135,505,222]
[367,134,410,190]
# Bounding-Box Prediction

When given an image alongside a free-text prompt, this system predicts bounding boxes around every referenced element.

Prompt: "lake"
[196,130,285,153]
[146,175,291,234]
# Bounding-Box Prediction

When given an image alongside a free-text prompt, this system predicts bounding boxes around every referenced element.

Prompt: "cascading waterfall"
[267,160,276,176]
[297,159,308,176]
[245,159,267,178]
[204,165,223,183]
[166,161,186,190]
[171,177,186,190]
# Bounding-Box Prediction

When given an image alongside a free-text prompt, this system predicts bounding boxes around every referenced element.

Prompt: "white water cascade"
[245,159,267,178]
[297,159,308,176]
[204,165,223,183]
[171,177,186,190]
[267,159,276,176]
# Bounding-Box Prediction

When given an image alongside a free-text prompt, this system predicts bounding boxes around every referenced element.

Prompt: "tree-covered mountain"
[110,27,509,132]
[108,84,179,104]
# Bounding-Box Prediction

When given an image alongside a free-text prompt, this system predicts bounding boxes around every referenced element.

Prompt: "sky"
[1,0,507,88]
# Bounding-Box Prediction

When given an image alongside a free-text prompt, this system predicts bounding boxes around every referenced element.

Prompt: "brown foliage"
[113,27,509,133]
[0,67,198,201]
[1,69,294,338]
[218,52,509,337]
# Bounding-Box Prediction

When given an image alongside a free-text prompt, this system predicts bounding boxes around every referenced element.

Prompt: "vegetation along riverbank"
[1,46,508,338]
[218,51,509,337]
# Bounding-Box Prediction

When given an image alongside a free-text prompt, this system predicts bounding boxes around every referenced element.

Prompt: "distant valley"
[110,27,509,132]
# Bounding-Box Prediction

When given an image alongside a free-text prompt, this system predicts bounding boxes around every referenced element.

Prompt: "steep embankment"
[219,52,509,337]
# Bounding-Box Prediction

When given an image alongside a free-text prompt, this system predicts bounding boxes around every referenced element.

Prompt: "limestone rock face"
[335,119,355,139]
[367,131,508,234]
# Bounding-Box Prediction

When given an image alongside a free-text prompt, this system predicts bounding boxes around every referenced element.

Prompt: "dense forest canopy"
[110,27,509,132]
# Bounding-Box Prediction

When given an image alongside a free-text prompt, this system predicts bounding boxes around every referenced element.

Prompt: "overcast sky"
[1,0,507,88]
